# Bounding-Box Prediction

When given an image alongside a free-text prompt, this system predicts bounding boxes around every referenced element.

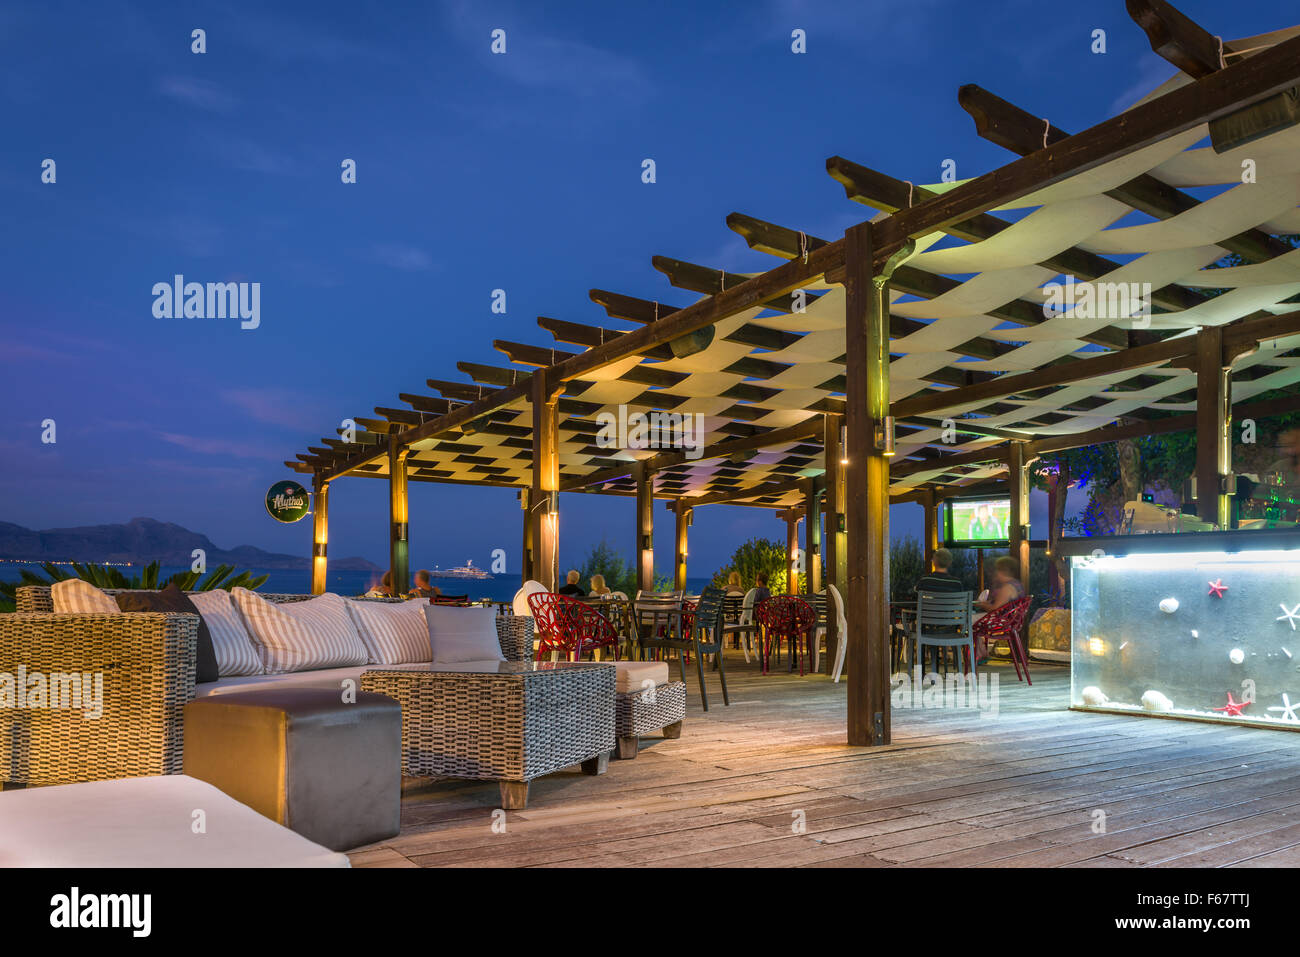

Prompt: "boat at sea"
[428,560,492,581]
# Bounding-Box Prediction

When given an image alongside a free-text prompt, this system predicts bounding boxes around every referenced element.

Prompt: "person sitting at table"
[973,556,1025,663]
[409,569,442,599]
[589,573,611,597]
[725,571,745,596]
[753,572,771,606]
[916,548,964,595]
[557,569,586,597]
[365,571,395,598]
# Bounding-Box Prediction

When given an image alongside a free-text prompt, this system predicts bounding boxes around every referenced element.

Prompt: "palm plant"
[0,561,268,612]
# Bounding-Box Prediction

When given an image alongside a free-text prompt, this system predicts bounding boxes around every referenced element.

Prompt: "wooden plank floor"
[349,652,1300,868]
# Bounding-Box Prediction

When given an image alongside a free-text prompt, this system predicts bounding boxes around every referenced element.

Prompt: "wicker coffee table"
[360,660,615,810]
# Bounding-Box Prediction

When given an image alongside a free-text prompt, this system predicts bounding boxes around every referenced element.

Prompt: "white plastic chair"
[737,587,759,663]
[828,584,849,683]
[512,579,547,617]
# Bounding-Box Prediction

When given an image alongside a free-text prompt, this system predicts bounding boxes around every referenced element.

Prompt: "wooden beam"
[680,475,809,508]
[1127,0,1224,78]
[530,374,560,592]
[869,33,1300,269]
[844,220,894,747]
[311,474,329,595]
[388,441,409,597]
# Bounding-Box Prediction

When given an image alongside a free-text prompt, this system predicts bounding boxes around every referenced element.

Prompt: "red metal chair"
[527,592,621,661]
[974,595,1033,684]
[755,596,816,676]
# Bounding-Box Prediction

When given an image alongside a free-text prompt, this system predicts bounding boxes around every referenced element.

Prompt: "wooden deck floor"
[349,654,1300,868]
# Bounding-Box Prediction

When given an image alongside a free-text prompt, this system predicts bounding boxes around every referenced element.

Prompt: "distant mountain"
[0,518,380,571]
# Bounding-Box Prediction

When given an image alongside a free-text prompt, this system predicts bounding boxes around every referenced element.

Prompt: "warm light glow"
[1087,636,1106,657]
[839,457,849,466]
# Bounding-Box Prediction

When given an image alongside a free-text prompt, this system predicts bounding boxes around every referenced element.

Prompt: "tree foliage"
[710,537,803,594]
[572,539,668,596]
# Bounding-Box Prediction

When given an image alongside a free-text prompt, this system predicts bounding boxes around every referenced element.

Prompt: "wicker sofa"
[2,587,533,788]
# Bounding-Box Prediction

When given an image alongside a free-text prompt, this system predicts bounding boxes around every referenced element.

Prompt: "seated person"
[365,571,395,598]
[409,569,442,600]
[725,571,745,596]
[589,573,611,597]
[557,569,586,597]
[973,555,1026,662]
[752,572,771,607]
[916,548,964,595]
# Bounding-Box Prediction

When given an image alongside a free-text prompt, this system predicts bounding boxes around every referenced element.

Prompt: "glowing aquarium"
[1069,532,1300,730]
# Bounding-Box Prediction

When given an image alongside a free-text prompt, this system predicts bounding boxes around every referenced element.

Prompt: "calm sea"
[0,563,715,603]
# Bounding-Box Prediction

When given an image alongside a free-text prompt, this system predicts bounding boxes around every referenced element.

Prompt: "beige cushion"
[230,589,368,674]
[425,604,504,664]
[345,598,431,665]
[191,589,263,677]
[50,579,118,614]
[614,660,669,693]
[193,665,371,698]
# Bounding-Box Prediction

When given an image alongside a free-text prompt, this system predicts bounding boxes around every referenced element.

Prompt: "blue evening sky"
[2,0,1288,574]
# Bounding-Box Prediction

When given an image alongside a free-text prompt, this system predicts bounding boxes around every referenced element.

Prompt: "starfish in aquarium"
[1268,694,1300,723]
[1279,603,1300,630]
[1207,579,1229,599]
[1213,693,1250,717]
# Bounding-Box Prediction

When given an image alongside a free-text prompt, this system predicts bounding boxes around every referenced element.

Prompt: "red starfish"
[1213,693,1250,716]
[1208,579,1229,598]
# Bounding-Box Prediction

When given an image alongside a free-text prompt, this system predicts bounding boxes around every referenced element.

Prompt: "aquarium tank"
[1071,544,1300,729]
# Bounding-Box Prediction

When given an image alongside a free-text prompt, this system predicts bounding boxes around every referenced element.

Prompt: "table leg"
[499,780,529,810]
[581,752,609,775]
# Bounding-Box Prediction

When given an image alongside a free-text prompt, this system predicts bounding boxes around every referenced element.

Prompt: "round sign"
[266,480,310,523]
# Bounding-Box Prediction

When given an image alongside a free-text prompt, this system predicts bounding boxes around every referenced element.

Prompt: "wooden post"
[530,374,560,592]
[804,477,822,595]
[783,509,801,594]
[1008,442,1032,595]
[674,501,691,592]
[387,441,409,597]
[922,488,938,571]
[823,412,848,670]
[520,488,532,586]
[844,221,898,747]
[311,474,329,595]
[1196,324,1232,529]
[635,462,655,594]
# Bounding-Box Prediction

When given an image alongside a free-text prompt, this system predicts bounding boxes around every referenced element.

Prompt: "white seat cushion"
[192,665,372,698]
[614,660,670,693]
[345,598,432,665]
[50,579,118,614]
[230,589,369,674]
[425,604,504,664]
[191,589,263,677]
[0,775,349,867]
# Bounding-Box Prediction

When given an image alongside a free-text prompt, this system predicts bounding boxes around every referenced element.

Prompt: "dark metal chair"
[638,585,730,710]
[911,591,975,676]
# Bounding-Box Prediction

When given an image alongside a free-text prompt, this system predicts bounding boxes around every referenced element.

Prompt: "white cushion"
[425,604,504,664]
[512,580,547,617]
[191,590,263,677]
[0,775,349,867]
[345,598,432,665]
[230,589,369,675]
[50,579,118,614]
[193,665,371,698]
[613,660,670,693]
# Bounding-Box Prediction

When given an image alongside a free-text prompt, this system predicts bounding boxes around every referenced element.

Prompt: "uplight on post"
[839,424,848,466]
[874,416,896,456]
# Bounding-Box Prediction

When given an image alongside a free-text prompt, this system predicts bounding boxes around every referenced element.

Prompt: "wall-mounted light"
[839,424,849,466]
[874,416,896,456]
[641,533,652,551]
[312,543,328,558]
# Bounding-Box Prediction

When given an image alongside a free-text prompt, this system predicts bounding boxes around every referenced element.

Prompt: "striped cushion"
[50,579,119,614]
[230,588,368,675]
[191,590,263,678]
[345,599,431,665]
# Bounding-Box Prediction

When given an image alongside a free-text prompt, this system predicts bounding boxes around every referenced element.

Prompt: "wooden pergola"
[288,3,1300,747]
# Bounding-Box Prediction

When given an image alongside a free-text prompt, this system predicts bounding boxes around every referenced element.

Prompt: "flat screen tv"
[944,495,1013,547]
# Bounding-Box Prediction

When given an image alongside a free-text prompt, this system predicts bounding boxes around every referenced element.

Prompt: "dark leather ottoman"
[183,688,401,852]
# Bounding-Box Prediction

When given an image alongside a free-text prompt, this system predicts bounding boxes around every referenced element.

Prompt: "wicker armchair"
[2,586,533,788]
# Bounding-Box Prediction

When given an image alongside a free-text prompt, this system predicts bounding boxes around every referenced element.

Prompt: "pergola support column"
[922,488,939,570]
[1196,324,1232,529]
[673,501,691,592]
[823,412,847,669]
[635,462,655,594]
[780,508,801,594]
[520,488,532,586]
[844,221,904,747]
[387,441,409,596]
[1007,442,1032,596]
[530,374,560,592]
[311,474,329,595]
[804,477,822,596]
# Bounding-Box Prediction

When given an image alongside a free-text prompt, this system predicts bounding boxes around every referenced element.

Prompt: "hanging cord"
[1214,35,1225,69]
[1041,118,1051,149]
[653,301,659,322]
[719,269,726,291]
[798,230,809,264]
[904,181,914,208]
